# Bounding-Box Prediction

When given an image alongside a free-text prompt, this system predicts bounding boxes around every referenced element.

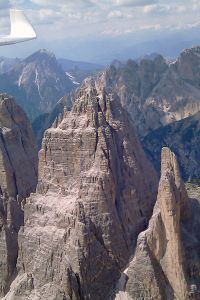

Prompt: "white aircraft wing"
[0,9,37,46]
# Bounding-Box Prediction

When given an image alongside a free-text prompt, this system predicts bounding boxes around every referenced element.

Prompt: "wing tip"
[9,8,37,40]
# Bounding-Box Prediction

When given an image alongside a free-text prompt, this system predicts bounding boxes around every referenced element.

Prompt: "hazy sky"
[0,0,199,62]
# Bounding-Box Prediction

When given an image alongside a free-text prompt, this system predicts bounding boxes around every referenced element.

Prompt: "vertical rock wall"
[6,81,158,299]
[0,94,38,296]
[123,148,200,300]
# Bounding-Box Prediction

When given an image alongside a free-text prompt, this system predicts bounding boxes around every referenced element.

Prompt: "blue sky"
[0,0,200,62]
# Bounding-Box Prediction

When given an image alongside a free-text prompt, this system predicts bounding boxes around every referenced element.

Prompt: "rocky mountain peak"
[174,45,200,86]
[5,81,158,299]
[0,93,38,198]
[24,49,56,65]
[180,45,200,58]
[102,54,167,97]
[0,94,38,296]
[0,93,28,131]
[94,46,200,137]
[3,49,76,120]
[118,147,200,300]
[71,78,124,122]
[158,148,190,223]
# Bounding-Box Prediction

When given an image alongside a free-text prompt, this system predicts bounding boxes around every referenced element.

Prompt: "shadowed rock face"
[0,94,38,296]
[119,148,200,300]
[4,79,158,299]
[32,93,74,148]
[142,111,200,181]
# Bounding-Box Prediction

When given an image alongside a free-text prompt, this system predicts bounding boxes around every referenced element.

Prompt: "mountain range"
[0,46,199,181]
[58,58,103,83]
[0,43,199,299]
[96,46,200,137]
[0,50,74,121]
[0,51,102,122]
[0,83,199,299]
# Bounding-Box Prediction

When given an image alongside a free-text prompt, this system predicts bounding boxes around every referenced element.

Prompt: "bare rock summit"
[4,80,158,299]
[119,147,200,300]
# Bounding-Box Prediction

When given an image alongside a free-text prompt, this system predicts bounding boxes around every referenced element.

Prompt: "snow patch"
[65,71,80,85]
[18,73,23,87]
[18,70,26,87]
[35,68,42,98]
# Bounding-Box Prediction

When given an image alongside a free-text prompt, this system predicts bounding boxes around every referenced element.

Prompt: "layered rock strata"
[118,148,200,300]
[5,80,158,299]
[0,94,38,296]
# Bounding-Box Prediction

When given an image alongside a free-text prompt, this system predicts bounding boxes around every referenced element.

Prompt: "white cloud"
[0,0,198,41]
[143,4,170,14]
[108,10,123,18]
[140,23,161,30]
[30,0,63,6]
[112,0,156,6]
[102,27,135,36]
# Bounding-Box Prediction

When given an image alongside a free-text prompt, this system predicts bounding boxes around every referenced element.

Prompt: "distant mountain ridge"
[1,46,200,299]
[31,46,200,172]
[58,58,103,72]
[0,50,105,121]
[58,58,103,84]
[142,111,200,180]
[0,57,21,74]
[95,46,200,136]
[0,49,75,120]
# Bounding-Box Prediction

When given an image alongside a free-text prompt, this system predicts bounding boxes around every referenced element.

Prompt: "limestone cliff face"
[0,94,38,296]
[120,148,200,300]
[175,47,200,87]
[97,47,200,137]
[5,80,158,299]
